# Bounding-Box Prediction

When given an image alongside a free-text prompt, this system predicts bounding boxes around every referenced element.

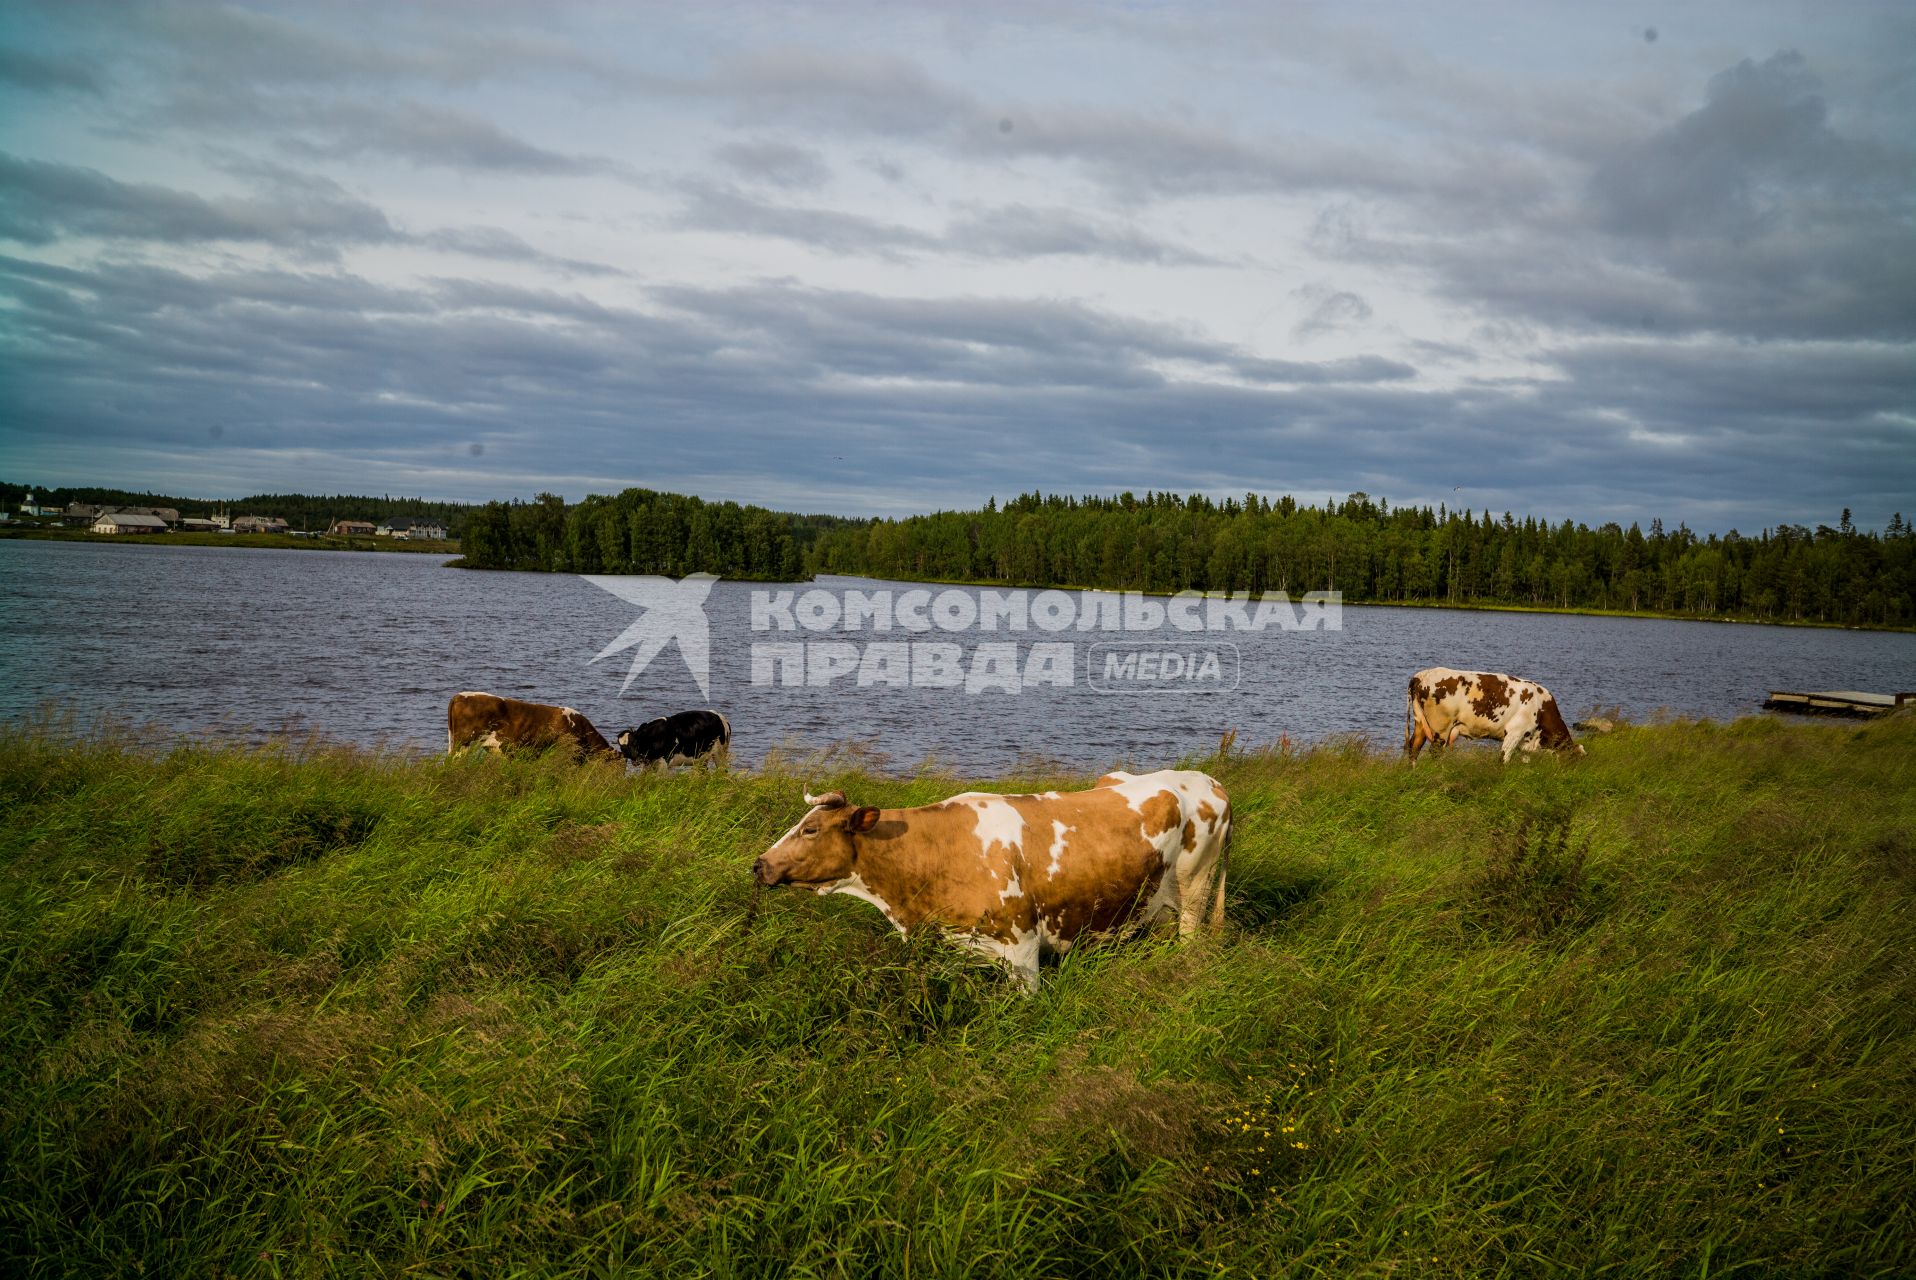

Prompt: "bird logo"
[583,572,719,698]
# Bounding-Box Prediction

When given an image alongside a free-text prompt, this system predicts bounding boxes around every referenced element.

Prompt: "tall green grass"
[2,714,1912,1277]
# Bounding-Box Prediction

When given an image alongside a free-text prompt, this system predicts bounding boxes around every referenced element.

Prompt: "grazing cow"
[1404,667,1585,763]
[617,710,731,767]
[447,691,618,761]
[751,769,1231,990]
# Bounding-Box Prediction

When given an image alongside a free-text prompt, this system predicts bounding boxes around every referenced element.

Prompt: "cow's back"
[906,770,1229,946]
[1409,667,1514,735]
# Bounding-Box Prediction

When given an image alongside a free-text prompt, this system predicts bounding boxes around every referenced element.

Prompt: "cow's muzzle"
[751,856,783,887]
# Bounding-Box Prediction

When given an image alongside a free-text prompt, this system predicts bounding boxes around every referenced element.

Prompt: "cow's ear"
[850,806,881,833]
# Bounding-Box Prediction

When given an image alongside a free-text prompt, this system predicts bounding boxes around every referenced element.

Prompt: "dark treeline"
[464,487,1916,627]
[17,478,1911,626]
[814,490,1916,627]
[457,490,858,580]
[2,482,471,534]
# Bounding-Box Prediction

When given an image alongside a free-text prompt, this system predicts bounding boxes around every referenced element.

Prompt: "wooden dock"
[1763,690,1915,718]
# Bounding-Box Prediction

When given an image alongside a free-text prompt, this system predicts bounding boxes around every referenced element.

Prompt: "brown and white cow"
[447,692,619,761]
[751,769,1231,991]
[1404,667,1585,763]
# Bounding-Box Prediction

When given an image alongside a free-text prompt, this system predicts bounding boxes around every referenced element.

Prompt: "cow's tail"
[1208,803,1232,930]
[1404,677,1417,757]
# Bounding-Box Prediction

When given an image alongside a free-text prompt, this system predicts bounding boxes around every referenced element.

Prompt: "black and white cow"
[617,710,731,767]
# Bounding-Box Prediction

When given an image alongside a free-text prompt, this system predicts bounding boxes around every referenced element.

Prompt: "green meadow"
[2,714,1911,1277]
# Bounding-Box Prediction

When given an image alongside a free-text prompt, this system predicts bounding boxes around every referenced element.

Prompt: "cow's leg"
[1177,859,1218,939]
[958,928,1040,992]
[1207,817,1231,929]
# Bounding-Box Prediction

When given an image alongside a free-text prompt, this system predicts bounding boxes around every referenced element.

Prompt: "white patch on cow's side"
[998,869,1025,903]
[1099,769,1196,820]
[478,730,503,751]
[824,872,902,929]
[968,796,1024,859]
[1046,820,1072,876]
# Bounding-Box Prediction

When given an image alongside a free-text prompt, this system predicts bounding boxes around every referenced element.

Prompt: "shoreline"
[9,526,1910,633]
[802,570,1916,635]
[0,526,459,555]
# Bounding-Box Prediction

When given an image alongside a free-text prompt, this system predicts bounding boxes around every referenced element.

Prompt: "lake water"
[3,539,1912,774]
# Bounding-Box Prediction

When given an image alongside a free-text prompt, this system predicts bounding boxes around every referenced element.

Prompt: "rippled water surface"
[3,539,1912,773]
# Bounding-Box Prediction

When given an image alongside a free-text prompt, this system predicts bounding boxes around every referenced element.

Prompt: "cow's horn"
[804,789,846,809]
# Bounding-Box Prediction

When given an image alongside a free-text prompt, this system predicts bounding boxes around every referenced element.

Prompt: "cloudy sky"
[1,1,1911,531]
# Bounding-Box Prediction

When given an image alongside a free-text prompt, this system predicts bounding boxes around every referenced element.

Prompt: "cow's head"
[1536,697,1586,757]
[615,718,670,761]
[752,790,880,887]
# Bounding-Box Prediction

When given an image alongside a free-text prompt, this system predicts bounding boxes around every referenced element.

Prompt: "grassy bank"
[2,717,1912,1277]
[0,526,459,554]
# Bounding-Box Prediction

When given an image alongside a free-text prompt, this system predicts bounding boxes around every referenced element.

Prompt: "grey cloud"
[1591,52,1908,241]
[425,277,621,326]
[276,99,632,177]
[674,181,937,257]
[943,205,1220,264]
[655,280,1415,391]
[1291,288,1372,340]
[675,182,1218,264]
[0,44,103,94]
[1331,51,1916,343]
[133,2,629,91]
[709,48,976,137]
[715,139,832,188]
[153,85,630,178]
[417,226,626,277]
[0,150,398,249]
[1234,354,1414,384]
[0,151,623,275]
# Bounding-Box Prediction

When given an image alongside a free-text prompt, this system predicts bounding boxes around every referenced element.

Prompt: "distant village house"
[91,512,169,535]
[328,519,377,537]
[232,515,290,534]
[376,517,448,540]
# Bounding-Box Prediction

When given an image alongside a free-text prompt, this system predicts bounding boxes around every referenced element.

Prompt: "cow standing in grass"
[447,692,620,762]
[617,711,730,768]
[1405,667,1585,763]
[752,769,1231,990]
